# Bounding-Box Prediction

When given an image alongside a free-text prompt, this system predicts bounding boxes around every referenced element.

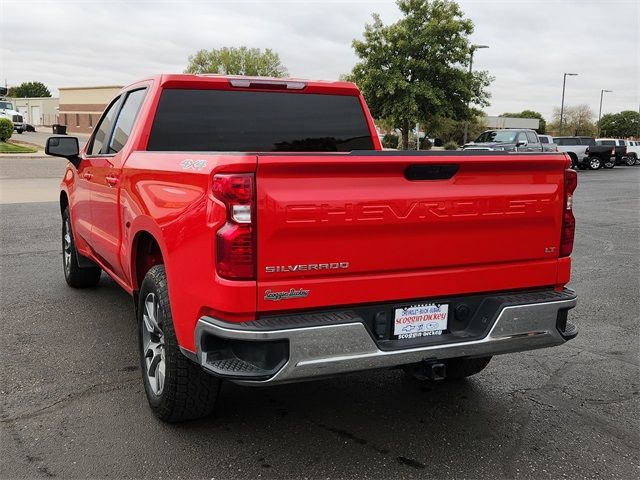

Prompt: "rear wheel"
[588,156,602,170]
[624,155,637,167]
[603,157,615,169]
[62,207,101,288]
[138,265,221,422]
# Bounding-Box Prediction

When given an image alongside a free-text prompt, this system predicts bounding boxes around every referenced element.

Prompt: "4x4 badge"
[180,159,207,171]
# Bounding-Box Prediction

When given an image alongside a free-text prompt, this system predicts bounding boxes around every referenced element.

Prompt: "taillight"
[560,169,577,257]
[212,173,255,279]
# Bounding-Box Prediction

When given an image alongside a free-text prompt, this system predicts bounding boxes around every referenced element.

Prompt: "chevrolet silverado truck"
[46,74,578,422]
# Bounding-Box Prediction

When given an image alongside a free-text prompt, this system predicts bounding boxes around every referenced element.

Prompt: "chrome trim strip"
[195,297,576,385]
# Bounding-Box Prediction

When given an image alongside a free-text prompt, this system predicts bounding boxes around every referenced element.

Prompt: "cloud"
[1,0,638,121]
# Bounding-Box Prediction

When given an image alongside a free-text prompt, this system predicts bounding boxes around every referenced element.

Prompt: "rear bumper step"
[194,289,577,385]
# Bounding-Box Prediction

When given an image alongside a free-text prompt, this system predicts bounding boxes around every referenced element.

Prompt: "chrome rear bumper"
[194,292,577,385]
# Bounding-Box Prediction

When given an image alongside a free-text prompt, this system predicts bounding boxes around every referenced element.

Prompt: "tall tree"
[185,47,288,77]
[348,0,492,148]
[549,104,596,136]
[499,110,547,134]
[8,81,51,98]
[597,111,640,138]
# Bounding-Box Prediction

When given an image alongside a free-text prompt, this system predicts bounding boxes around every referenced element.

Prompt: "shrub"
[0,118,13,142]
[443,140,459,150]
[382,134,399,149]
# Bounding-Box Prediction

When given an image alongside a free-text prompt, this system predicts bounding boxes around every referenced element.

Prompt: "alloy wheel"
[142,292,166,395]
[589,157,601,170]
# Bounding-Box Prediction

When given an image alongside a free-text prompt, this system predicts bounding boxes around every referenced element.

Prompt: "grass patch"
[0,141,38,154]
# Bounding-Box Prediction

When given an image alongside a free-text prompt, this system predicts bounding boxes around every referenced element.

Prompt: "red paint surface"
[60,74,574,351]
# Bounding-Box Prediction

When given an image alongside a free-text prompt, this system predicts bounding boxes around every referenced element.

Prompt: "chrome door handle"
[105,175,118,186]
[82,171,93,180]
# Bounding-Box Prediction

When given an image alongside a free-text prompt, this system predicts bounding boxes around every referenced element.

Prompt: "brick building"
[58,85,122,134]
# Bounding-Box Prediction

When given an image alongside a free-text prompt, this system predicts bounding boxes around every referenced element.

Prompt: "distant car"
[553,136,595,168]
[462,129,543,152]
[538,135,558,153]
[626,140,640,165]
[596,138,632,166]
[618,140,639,166]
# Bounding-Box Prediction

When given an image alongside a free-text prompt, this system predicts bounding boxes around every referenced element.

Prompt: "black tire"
[138,265,221,422]
[404,356,492,382]
[588,156,602,170]
[603,158,615,169]
[16,129,23,134]
[62,207,101,288]
[624,155,636,167]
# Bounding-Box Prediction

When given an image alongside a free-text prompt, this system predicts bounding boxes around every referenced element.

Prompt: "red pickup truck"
[46,74,578,422]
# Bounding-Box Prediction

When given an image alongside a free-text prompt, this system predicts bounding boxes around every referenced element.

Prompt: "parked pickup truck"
[462,129,544,152]
[596,138,633,166]
[538,134,559,153]
[46,74,578,422]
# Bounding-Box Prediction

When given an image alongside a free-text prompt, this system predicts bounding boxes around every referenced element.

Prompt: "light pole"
[598,89,612,134]
[559,73,578,135]
[463,44,489,145]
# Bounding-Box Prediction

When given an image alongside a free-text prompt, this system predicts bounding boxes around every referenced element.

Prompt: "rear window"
[147,89,374,152]
[598,140,616,146]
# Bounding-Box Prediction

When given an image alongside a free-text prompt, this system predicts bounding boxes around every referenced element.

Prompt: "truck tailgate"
[256,152,567,312]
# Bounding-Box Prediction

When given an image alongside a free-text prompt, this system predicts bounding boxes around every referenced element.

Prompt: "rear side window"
[108,88,147,154]
[599,140,616,146]
[555,137,578,146]
[147,89,374,152]
[526,131,538,143]
[88,97,120,155]
[539,136,549,144]
[580,138,596,146]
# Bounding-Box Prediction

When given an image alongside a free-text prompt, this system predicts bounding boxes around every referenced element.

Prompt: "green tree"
[8,81,51,98]
[185,47,288,77]
[499,110,546,134]
[431,112,486,144]
[549,104,596,136]
[348,0,492,149]
[597,110,640,138]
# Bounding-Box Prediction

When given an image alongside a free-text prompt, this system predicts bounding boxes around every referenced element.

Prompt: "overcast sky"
[1,0,638,121]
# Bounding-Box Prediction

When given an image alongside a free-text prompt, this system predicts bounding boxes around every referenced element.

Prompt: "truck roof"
[124,74,361,96]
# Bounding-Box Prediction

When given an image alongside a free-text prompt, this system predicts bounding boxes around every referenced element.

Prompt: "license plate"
[393,303,449,339]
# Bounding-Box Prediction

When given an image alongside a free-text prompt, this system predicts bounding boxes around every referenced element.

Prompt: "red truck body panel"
[60,74,574,353]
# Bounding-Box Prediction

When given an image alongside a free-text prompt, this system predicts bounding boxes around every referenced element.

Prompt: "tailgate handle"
[405,164,459,181]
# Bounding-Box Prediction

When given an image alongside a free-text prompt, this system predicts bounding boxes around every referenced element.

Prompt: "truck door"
[89,88,147,280]
[74,96,121,250]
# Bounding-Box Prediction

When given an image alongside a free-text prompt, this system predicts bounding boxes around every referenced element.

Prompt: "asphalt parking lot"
[1,157,639,479]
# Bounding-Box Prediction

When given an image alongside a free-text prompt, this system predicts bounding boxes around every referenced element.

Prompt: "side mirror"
[516,140,528,147]
[46,136,81,168]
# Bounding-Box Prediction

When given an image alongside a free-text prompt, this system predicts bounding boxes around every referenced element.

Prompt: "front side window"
[88,97,121,155]
[147,89,374,152]
[526,131,538,143]
[108,89,147,154]
[516,132,528,143]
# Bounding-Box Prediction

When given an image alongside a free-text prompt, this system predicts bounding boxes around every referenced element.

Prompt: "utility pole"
[598,89,612,135]
[559,73,578,135]
[462,44,489,145]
